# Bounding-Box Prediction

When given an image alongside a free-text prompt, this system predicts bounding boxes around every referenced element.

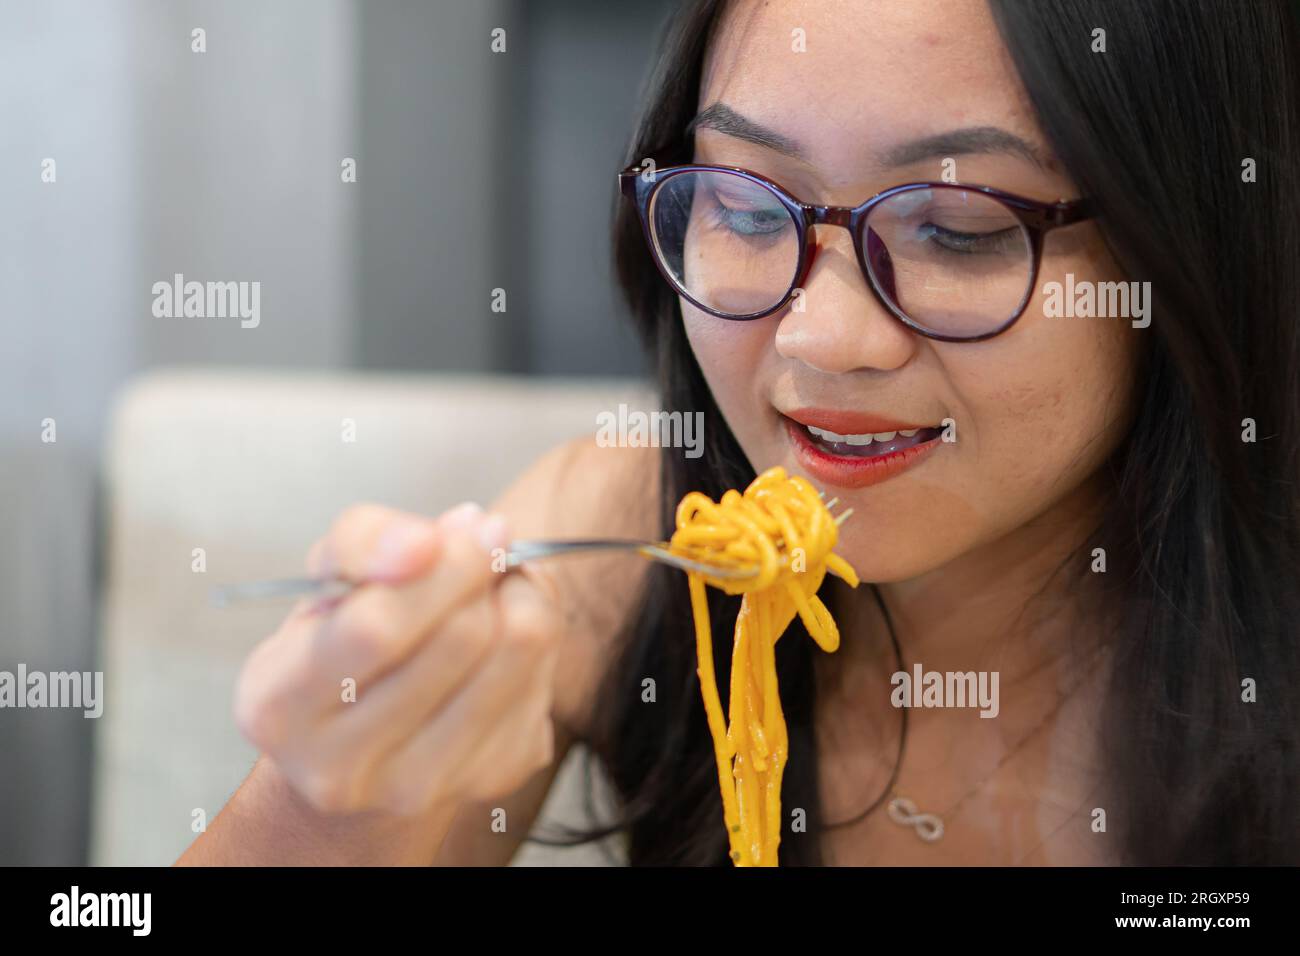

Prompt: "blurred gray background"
[0,0,673,865]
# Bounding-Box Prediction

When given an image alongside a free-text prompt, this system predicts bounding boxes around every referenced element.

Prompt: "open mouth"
[796,422,945,459]
[781,411,945,490]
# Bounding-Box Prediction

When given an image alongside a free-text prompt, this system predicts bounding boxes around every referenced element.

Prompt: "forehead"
[700,0,1043,181]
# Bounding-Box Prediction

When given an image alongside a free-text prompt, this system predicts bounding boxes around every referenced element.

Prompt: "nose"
[773,222,919,375]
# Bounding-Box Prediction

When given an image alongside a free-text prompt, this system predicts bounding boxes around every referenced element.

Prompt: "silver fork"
[209,499,853,608]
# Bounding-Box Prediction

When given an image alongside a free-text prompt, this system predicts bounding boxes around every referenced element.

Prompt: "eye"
[707,190,791,238]
[918,221,1022,255]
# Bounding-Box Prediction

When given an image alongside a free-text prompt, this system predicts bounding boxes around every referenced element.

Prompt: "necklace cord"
[816,581,1107,851]
[822,582,908,830]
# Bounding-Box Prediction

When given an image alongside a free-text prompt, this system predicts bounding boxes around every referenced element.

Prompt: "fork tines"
[818,490,854,526]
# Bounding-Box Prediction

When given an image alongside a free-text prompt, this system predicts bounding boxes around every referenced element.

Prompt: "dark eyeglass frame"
[618,161,1095,343]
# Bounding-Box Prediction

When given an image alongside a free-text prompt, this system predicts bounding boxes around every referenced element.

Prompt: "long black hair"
[537,0,1300,865]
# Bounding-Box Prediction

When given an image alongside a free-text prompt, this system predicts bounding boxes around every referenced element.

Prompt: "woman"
[180,0,1300,866]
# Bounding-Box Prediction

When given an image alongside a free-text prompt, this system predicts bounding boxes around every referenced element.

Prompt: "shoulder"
[490,435,661,742]
[494,433,660,531]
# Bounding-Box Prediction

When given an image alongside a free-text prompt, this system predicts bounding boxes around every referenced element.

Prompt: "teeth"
[806,425,916,444]
[807,425,864,443]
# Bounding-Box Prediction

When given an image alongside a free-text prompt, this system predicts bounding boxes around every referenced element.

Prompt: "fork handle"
[504,538,647,567]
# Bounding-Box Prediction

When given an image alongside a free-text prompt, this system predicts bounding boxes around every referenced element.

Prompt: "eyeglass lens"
[648,169,1034,337]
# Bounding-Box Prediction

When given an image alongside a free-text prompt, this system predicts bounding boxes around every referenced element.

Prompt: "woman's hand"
[232,501,561,817]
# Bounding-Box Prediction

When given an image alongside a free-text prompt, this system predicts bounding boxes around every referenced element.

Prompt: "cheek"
[839,319,1139,582]
[681,299,775,449]
[947,276,1142,523]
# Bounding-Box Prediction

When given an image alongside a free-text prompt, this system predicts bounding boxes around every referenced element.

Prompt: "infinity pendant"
[887,797,945,842]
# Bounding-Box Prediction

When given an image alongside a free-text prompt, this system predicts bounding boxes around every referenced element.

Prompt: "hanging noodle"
[667,465,859,866]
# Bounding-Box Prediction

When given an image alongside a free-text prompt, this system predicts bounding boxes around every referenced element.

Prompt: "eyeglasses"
[619,162,1094,342]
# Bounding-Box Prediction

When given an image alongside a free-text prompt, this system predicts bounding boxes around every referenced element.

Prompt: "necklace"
[829,584,1100,846]
[885,684,1076,842]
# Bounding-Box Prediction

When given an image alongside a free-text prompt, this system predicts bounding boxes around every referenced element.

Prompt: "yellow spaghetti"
[668,465,859,866]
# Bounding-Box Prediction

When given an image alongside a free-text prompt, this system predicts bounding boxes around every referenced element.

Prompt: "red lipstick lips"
[782,407,944,490]
[784,408,926,435]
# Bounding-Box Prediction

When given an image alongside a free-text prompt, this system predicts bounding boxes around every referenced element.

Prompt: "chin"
[834,537,952,585]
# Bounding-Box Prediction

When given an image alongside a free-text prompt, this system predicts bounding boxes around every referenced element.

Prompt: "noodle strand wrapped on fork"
[668,466,859,866]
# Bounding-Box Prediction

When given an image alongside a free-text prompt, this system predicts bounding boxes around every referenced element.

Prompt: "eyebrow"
[687,102,1045,169]
[686,102,807,160]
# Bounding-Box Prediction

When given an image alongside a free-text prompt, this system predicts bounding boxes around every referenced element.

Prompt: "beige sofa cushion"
[93,368,651,865]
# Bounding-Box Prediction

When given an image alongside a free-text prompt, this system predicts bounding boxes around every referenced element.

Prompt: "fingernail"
[370,520,440,578]
[478,513,509,552]
[440,501,483,531]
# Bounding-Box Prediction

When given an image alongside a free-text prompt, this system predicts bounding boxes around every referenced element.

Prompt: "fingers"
[311,516,509,688]
[307,500,485,584]
[311,592,499,779]
[367,572,560,815]
[235,498,557,819]
[236,505,508,756]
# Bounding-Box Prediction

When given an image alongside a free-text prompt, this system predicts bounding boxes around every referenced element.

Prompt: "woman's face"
[685,0,1142,582]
